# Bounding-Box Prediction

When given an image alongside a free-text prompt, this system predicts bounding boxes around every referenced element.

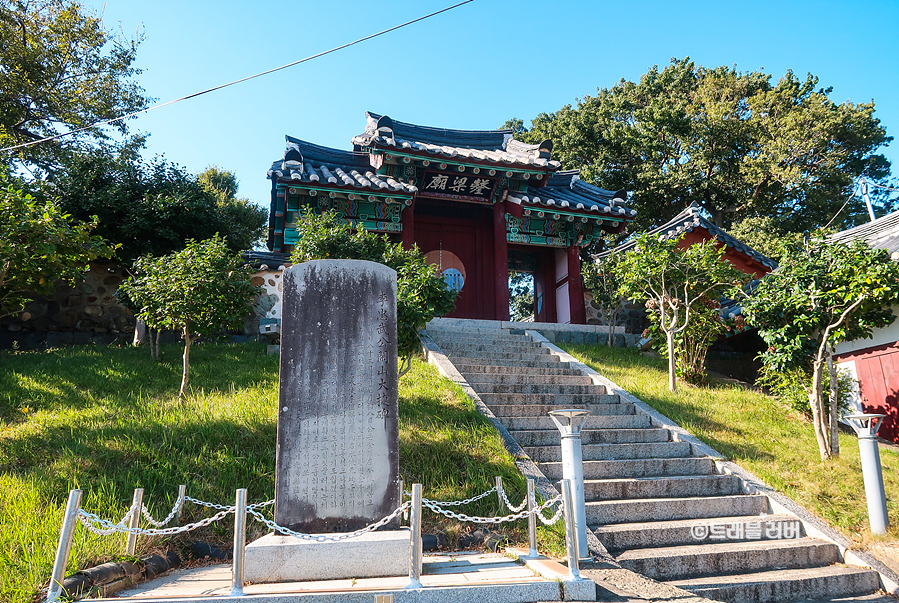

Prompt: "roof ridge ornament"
[536,139,553,160]
[283,147,303,174]
[376,115,395,141]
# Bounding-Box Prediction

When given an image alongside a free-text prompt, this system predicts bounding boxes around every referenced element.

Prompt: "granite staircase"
[425,320,892,603]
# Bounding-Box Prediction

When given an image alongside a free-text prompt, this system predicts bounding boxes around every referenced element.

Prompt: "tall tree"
[0,176,114,317]
[198,166,268,251]
[743,235,899,460]
[0,0,150,173]
[510,58,892,233]
[51,149,267,265]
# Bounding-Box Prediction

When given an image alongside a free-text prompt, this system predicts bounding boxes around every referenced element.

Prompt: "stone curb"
[536,335,899,597]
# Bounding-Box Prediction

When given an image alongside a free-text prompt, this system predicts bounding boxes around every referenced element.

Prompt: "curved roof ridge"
[284,135,371,168]
[364,111,512,151]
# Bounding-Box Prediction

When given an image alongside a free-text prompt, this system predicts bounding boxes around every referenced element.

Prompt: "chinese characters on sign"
[422,170,497,202]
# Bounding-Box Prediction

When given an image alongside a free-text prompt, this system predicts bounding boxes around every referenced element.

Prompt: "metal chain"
[184,495,234,511]
[247,499,274,511]
[72,500,140,536]
[423,494,562,524]
[247,502,410,542]
[77,506,233,536]
[404,486,498,507]
[500,487,528,512]
[535,498,565,525]
[141,497,184,528]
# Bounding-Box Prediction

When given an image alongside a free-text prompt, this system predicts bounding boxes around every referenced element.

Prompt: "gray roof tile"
[828,208,899,254]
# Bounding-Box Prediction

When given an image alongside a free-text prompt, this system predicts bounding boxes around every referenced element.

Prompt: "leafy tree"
[198,166,268,251]
[0,0,150,173]
[51,149,267,264]
[0,177,115,317]
[614,234,748,392]
[743,235,899,460]
[119,235,259,398]
[289,210,456,375]
[509,271,534,321]
[583,253,626,346]
[725,216,802,262]
[509,58,892,233]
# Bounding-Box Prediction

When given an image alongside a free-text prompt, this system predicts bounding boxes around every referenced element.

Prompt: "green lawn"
[562,344,899,546]
[0,343,553,603]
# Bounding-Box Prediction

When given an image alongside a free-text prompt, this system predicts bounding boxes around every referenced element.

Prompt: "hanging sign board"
[420,170,498,203]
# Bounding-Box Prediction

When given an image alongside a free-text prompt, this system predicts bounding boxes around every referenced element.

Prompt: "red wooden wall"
[838,342,899,444]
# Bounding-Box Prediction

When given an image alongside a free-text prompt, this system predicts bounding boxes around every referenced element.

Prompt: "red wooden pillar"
[401,204,415,250]
[493,201,510,321]
[567,244,586,325]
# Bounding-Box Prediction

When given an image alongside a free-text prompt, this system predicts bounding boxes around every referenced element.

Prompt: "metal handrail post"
[125,488,143,556]
[495,476,504,509]
[406,483,423,589]
[398,479,404,525]
[46,489,82,603]
[176,485,187,524]
[231,489,247,596]
[561,479,581,581]
[527,478,538,558]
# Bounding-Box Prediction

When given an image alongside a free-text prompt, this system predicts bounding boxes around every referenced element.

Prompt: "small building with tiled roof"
[266,112,636,323]
[830,208,899,444]
[594,202,776,279]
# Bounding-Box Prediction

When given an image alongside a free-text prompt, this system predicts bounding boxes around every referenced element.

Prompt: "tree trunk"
[827,346,840,456]
[809,355,833,460]
[179,327,192,400]
[133,319,146,347]
[667,329,677,393]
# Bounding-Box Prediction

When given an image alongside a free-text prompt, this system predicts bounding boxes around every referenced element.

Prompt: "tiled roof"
[594,202,777,269]
[351,112,562,170]
[508,170,636,218]
[267,136,418,195]
[828,208,899,254]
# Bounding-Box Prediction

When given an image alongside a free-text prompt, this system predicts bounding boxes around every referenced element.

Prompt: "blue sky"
[90,0,899,213]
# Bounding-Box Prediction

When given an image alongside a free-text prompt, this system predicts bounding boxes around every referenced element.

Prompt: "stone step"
[479,392,615,404]
[465,373,595,386]
[488,403,635,418]
[440,342,550,355]
[449,356,569,369]
[472,383,601,394]
[586,494,769,524]
[667,565,881,603]
[512,428,670,447]
[541,457,718,480]
[803,595,899,602]
[616,537,840,581]
[497,414,650,432]
[443,351,556,362]
[455,364,581,376]
[595,514,804,550]
[431,335,536,346]
[583,474,742,500]
[525,441,692,462]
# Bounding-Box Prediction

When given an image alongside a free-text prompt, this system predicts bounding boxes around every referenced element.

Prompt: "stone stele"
[245,259,406,582]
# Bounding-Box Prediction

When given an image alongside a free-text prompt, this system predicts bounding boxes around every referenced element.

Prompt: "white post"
[47,490,82,603]
[847,413,889,534]
[125,488,143,556]
[176,485,187,523]
[549,410,590,559]
[560,479,581,581]
[231,489,247,596]
[527,478,539,558]
[495,476,504,509]
[406,484,423,589]
[398,479,405,524]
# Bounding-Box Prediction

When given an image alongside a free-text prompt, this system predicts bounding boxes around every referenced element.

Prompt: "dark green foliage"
[289,211,457,366]
[51,150,268,265]
[0,0,150,173]
[509,271,534,321]
[0,176,115,317]
[583,253,626,346]
[509,58,892,233]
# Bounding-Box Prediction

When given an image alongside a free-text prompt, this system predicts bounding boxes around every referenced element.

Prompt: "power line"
[1,0,475,154]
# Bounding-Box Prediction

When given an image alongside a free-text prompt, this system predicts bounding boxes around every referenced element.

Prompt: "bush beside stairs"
[424,318,896,603]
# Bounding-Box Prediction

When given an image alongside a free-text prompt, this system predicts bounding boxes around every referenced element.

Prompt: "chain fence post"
[231,489,247,596]
[176,485,187,524]
[495,476,504,509]
[527,478,538,558]
[125,488,143,556]
[549,409,590,559]
[397,479,405,524]
[560,479,581,581]
[406,483,423,589]
[47,489,82,603]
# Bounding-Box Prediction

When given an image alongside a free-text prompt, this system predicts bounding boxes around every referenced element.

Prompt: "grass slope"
[562,344,899,545]
[0,343,554,603]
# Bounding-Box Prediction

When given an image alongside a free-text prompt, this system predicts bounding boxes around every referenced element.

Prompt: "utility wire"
[822,181,861,230]
[1,0,475,154]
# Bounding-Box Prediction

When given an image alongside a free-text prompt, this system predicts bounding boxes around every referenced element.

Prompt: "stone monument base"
[244,529,410,583]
